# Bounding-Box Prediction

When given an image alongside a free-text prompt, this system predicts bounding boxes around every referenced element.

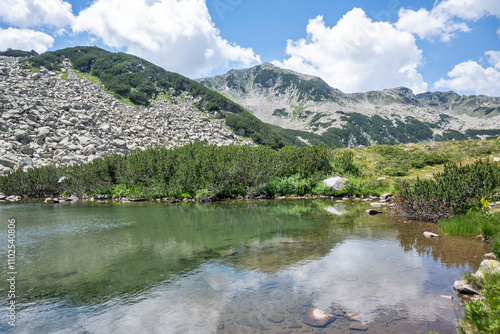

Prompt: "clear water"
[0,199,489,333]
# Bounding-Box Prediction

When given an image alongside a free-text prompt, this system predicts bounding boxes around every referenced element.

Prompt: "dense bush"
[0,143,350,199]
[0,49,34,57]
[393,160,500,221]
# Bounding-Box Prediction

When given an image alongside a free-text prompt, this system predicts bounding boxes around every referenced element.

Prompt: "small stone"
[267,315,284,323]
[333,309,345,316]
[215,249,237,257]
[112,139,127,148]
[484,253,498,260]
[438,294,454,301]
[370,202,383,208]
[423,232,439,238]
[397,312,409,319]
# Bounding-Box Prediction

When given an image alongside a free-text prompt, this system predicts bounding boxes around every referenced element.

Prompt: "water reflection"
[0,200,488,333]
[394,219,488,270]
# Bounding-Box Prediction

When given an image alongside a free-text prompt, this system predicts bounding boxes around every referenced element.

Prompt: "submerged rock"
[303,308,336,327]
[350,322,368,331]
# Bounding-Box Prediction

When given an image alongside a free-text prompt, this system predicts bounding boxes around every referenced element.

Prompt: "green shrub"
[492,234,500,259]
[195,189,215,202]
[460,273,500,334]
[438,211,482,236]
[393,160,500,221]
[0,143,345,199]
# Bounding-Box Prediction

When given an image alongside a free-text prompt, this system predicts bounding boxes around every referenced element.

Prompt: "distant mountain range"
[199,63,500,147]
[2,46,499,151]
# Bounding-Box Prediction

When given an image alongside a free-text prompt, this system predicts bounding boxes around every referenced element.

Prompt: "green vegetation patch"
[24,46,242,111]
[298,110,313,120]
[466,129,500,140]
[459,271,500,333]
[393,160,500,221]
[272,108,289,118]
[0,49,35,57]
[0,143,359,199]
[226,111,285,149]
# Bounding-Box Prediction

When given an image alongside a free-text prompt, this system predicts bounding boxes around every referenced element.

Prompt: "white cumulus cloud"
[438,0,500,20]
[0,0,74,29]
[435,51,500,96]
[72,0,260,78]
[397,0,500,42]
[396,8,469,42]
[0,27,54,53]
[273,8,427,94]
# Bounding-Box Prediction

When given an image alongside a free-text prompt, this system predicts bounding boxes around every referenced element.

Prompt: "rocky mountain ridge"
[0,56,251,175]
[199,63,500,147]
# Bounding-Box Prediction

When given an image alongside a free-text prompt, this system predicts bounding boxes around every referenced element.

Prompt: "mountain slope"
[0,54,256,175]
[199,63,500,147]
[21,47,285,149]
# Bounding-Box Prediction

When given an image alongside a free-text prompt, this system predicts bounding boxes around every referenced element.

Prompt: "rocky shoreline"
[0,57,251,175]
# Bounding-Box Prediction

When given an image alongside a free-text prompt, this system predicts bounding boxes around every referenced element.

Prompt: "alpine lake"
[0,198,489,333]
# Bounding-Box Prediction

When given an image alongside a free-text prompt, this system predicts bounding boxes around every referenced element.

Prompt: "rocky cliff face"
[0,57,250,175]
[199,63,500,147]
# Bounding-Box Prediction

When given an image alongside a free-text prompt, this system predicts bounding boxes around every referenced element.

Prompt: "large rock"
[323,176,348,191]
[303,308,336,327]
[454,280,480,295]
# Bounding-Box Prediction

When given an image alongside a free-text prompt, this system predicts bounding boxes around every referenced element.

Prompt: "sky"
[0,0,499,96]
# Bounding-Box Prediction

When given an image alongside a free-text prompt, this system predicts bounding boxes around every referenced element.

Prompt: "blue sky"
[0,0,499,95]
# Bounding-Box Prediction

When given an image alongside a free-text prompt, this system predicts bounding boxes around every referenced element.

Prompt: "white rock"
[323,176,349,191]
[423,231,439,238]
[454,280,479,295]
[474,260,500,277]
